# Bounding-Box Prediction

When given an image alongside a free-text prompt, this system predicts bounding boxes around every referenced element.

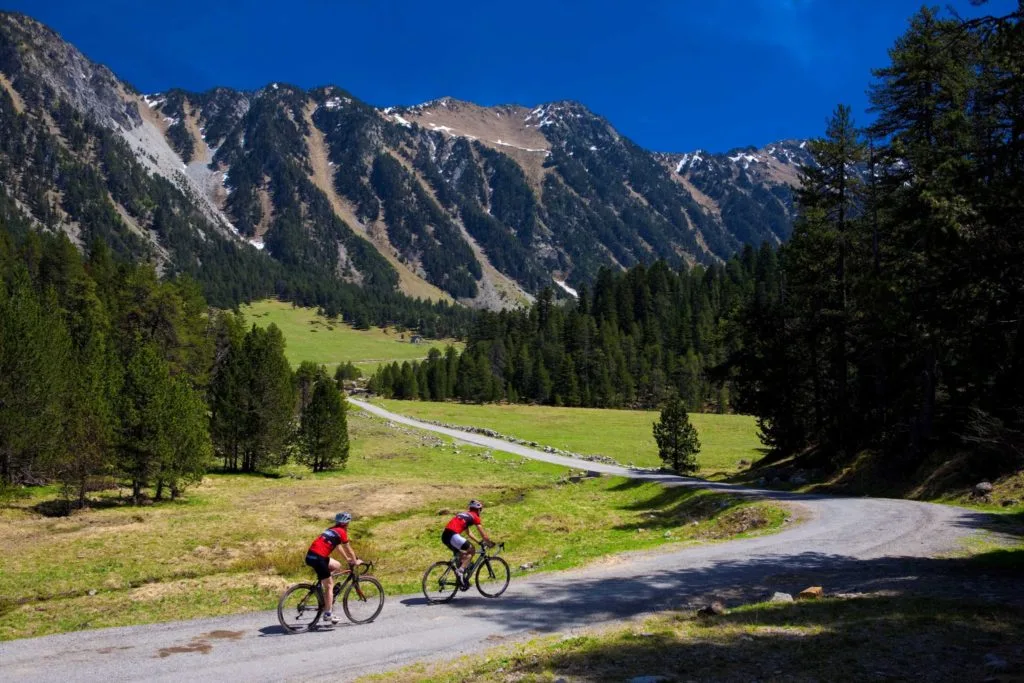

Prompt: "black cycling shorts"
[441,528,471,552]
[305,551,331,580]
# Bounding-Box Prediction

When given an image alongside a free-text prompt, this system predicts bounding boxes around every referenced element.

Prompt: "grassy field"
[374,399,763,474]
[0,408,785,641]
[238,299,462,373]
[368,594,1024,682]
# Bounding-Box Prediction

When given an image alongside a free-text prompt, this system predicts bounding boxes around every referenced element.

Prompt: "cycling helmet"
[334,511,352,525]
[468,499,483,511]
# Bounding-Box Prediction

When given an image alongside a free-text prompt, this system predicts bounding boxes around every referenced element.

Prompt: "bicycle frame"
[457,541,503,574]
[328,562,373,601]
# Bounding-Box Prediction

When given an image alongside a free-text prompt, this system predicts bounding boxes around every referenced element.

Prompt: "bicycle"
[277,561,384,632]
[421,541,510,604]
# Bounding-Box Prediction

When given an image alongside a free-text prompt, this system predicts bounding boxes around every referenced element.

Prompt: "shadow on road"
[469,550,1024,636]
[468,592,1023,682]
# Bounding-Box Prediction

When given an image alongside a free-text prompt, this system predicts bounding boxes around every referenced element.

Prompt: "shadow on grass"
[610,487,764,533]
[476,595,1022,682]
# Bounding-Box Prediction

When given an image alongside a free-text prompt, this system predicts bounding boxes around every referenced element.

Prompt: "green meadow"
[238,299,462,373]
[373,399,763,475]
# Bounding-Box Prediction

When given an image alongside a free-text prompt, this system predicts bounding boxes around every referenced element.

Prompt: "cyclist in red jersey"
[441,500,493,588]
[305,512,363,628]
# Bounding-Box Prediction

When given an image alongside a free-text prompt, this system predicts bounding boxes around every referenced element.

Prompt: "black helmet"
[468,499,483,511]
[334,511,352,525]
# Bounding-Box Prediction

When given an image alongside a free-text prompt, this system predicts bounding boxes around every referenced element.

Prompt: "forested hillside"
[369,252,774,411]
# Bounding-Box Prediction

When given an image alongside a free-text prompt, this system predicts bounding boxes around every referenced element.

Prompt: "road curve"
[1,400,987,682]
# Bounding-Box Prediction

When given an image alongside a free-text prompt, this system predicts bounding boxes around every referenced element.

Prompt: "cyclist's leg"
[305,552,336,614]
[323,557,342,614]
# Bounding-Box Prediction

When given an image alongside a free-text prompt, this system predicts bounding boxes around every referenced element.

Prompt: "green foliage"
[653,396,701,474]
[372,255,772,410]
[297,376,350,472]
[733,6,1024,474]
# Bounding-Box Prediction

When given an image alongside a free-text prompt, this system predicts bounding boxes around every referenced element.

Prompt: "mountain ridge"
[0,11,814,310]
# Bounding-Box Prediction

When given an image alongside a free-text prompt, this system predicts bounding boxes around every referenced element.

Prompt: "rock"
[436,508,451,515]
[757,477,767,486]
[519,562,534,570]
[790,473,808,486]
[1002,499,1019,507]
[87,589,97,596]
[798,586,823,599]
[975,481,995,496]
[984,654,1009,671]
[627,677,671,683]
[637,528,647,533]
[770,592,794,603]
[697,601,728,617]
[663,531,673,538]
[738,459,751,466]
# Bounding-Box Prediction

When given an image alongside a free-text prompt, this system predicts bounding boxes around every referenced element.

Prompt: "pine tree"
[653,395,701,474]
[298,376,349,472]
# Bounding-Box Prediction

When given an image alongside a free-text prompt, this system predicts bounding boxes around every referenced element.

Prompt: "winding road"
[0,400,993,682]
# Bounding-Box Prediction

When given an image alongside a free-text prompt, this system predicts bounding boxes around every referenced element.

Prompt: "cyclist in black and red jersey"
[305,512,363,628]
[441,500,493,589]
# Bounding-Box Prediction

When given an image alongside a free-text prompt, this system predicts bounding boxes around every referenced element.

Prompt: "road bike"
[277,561,384,632]
[421,541,510,604]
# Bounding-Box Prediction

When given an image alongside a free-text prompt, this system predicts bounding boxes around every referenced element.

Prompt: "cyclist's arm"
[470,524,492,545]
[338,541,361,565]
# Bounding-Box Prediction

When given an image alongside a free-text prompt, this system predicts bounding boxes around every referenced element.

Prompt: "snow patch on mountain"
[554,278,578,298]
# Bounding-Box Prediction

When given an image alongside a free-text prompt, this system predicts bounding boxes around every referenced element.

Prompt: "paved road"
[1,400,990,682]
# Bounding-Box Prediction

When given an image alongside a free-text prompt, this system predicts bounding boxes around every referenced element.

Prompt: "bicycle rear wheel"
[277,583,322,633]
[421,561,459,604]
[343,576,385,624]
[475,556,511,598]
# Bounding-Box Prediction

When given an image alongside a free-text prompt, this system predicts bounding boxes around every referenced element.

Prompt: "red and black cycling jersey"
[308,525,349,558]
[444,510,482,534]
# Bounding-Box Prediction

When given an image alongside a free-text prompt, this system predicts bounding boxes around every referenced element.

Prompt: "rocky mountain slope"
[0,12,816,309]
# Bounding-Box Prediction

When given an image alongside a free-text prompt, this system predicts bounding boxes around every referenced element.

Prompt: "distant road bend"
[1,399,988,682]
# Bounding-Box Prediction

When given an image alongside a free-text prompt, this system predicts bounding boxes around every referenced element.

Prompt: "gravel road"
[0,400,993,682]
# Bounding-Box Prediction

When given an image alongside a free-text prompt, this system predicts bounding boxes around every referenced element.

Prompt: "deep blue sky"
[3,1,1015,152]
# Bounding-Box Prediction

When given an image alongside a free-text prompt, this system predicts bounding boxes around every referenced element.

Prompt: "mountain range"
[0,12,814,309]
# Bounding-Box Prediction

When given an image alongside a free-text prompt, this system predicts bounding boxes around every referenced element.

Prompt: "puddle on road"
[95,646,133,655]
[155,630,246,658]
[205,630,245,641]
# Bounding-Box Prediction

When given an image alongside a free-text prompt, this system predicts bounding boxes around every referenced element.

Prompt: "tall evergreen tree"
[653,395,701,475]
[298,376,350,472]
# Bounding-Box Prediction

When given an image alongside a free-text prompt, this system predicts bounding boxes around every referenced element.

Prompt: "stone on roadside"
[436,508,450,515]
[697,601,728,617]
[519,562,534,570]
[798,586,823,599]
[975,481,994,496]
[770,592,794,603]
[1002,499,1019,507]
[87,589,97,596]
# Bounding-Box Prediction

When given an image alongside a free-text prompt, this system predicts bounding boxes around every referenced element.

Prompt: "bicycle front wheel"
[421,561,459,604]
[277,583,322,633]
[343,576,385,624]
[475,556,511,598]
